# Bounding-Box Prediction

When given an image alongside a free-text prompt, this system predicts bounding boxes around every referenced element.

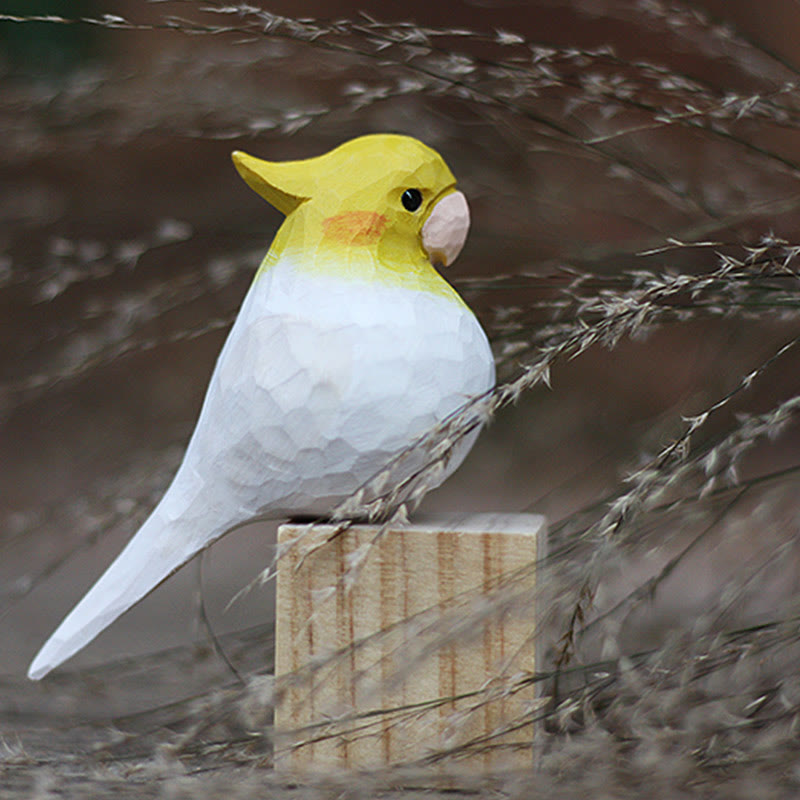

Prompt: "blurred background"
[4,1,800,796]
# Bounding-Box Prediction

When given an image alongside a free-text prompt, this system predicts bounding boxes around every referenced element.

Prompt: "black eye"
[401,188,423,212]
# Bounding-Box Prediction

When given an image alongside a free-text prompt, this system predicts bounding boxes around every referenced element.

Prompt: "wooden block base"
[274,512,545,775]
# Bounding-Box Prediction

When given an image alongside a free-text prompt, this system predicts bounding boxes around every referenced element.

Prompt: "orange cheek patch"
[322,211,388,246]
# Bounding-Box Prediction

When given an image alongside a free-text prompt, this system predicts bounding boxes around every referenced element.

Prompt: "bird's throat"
[256,216,465,303]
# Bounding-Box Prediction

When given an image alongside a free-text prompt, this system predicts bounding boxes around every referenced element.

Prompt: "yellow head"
[232,134,470,297]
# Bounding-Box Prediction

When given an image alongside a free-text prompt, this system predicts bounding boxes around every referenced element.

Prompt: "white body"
[28,255,495,679]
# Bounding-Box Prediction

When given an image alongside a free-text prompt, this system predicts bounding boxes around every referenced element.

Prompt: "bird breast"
[182,256,495,518]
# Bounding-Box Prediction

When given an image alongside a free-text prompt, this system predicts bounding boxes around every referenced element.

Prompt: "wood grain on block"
[274,512,545,773]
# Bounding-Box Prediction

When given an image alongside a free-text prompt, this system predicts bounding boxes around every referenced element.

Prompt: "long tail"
[28,478,236,680]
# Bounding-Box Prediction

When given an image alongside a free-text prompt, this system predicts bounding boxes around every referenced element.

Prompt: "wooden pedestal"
[274,512,545,774]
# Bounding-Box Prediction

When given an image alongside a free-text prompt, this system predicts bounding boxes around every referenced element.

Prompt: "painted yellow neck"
[257,208,464,302]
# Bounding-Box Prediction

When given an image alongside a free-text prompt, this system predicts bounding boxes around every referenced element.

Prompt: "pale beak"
[421,190,470,267]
